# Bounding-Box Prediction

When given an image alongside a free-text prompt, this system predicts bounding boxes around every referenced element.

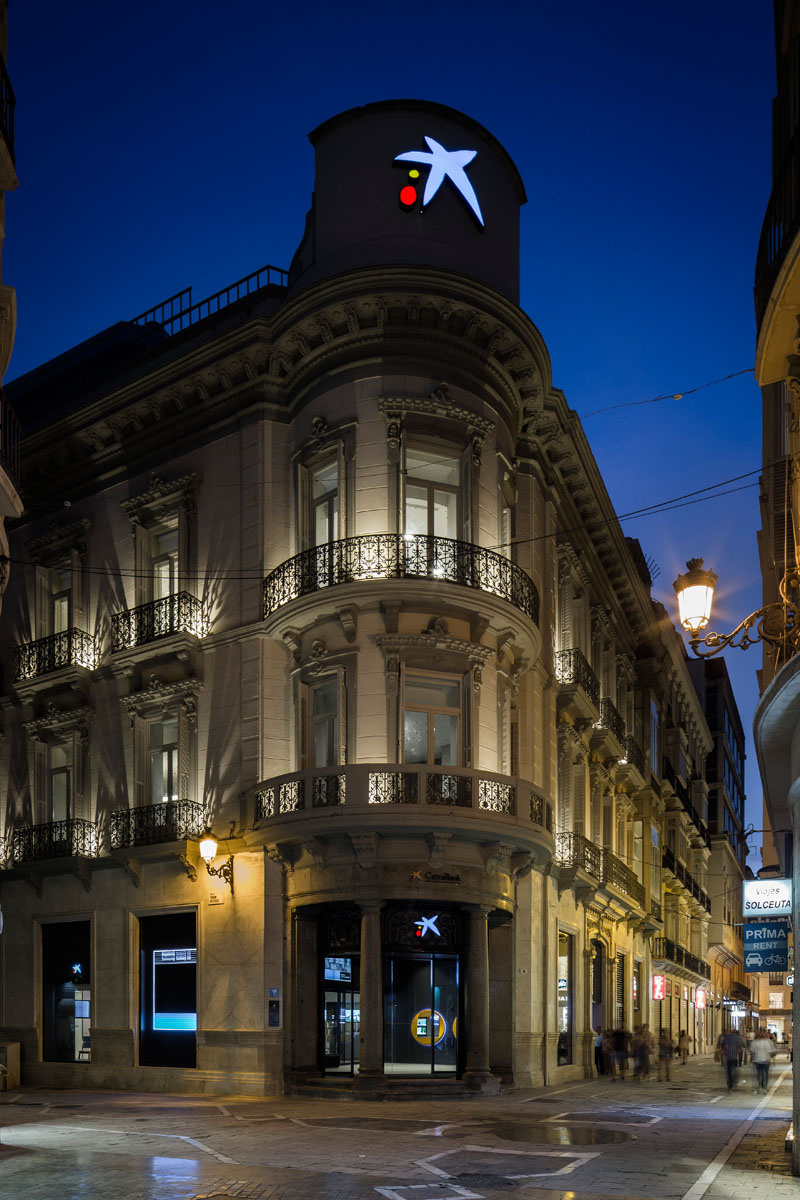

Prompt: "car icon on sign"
[746,953,763,968]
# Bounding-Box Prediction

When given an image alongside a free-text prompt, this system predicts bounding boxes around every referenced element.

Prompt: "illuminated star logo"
[410,867,423,881]
[395,137,484,226]
[415,915,441,938]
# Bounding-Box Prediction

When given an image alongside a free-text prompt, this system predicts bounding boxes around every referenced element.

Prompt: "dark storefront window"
[139,912,197,1068]
[615,952,626,1027]
[633,961,641,1013]
[42,920,91,1062]
[557,931,573,1064]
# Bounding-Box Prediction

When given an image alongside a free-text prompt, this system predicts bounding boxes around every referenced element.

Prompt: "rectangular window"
[403,672,461,765]
[51,566,72,634]
[557,932,573,1065]
[633,961,641,1012]
[150,717,179,803]
[312,677,339,768]
[404,447,461,540]
[312,460,339,546]
[49,742,73,822]
[615,953,626,1027]
[152,526,179,600]
[650,701,659,775]
[769,992,784,1009]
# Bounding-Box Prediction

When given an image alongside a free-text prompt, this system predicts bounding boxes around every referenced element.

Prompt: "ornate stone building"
[0,101,710,1095]
[0,0,21,620]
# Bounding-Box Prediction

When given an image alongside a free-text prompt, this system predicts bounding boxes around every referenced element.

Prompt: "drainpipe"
[542,863,552,1086]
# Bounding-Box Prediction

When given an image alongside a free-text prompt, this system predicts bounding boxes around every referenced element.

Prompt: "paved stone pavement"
[0,1053,798,1199]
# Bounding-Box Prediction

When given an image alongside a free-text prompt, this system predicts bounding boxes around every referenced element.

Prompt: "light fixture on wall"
[673,557,800,659]
[198,830,234,894]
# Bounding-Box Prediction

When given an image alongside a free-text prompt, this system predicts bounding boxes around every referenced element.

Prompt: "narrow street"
[0,1053,796,1200]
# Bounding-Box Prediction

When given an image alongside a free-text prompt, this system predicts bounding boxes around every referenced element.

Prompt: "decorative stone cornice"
[120,472,198,527]
[120,678,202,727]
[23,703,92,742]
[27,518,92,566]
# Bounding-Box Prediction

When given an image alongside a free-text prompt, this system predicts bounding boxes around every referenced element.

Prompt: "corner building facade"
[0,102,711,1095]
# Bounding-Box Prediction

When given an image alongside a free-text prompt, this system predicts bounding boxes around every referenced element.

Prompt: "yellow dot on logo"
[409,169,420,178]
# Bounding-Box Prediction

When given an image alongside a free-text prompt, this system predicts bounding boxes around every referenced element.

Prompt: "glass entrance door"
[383,953,459,1074]
[323,988,360,1074]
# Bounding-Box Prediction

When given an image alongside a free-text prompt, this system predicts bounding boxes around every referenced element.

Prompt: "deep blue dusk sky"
[4,1,774,863]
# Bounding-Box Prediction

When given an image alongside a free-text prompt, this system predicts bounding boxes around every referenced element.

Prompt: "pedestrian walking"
[678,1029,689,1065]
[611,1025,631,1080]
[750,1027,776,1094]
[657,1029,674,1081]
[593,1025,605,1076]
[719,1028,745,1091]
[632,1025,652,1081]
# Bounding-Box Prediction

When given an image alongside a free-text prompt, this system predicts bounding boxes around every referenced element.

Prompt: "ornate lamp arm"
[688,600,798,659]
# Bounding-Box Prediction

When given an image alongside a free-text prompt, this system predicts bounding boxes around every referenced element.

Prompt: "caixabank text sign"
[742,878,791,917]
[743,919,789,972]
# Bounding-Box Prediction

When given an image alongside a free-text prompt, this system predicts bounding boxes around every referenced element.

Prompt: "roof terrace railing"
[130,264,288,337]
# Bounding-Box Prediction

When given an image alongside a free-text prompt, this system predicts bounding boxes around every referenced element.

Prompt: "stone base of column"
[462,1069,501,1094]
[353,1070,386,1093]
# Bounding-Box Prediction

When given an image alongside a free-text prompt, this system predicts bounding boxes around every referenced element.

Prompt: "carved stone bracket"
[304,838,327,870]
[483,841,514,875]
[178,854,198,883]
[427,832,451,866]
[73,861,93,893]
[120,857,142,887]
[24,703,92,743]
[267,844,294,873]
[338,606,358,644]
[350,833,378,869]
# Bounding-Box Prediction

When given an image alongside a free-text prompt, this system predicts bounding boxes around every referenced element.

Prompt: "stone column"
[584,946,595,1077]
[464,904,494,1087]
[356,901,384,1084]
[291,908,320,1079]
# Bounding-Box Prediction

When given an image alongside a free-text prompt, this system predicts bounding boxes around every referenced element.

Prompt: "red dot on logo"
[400,185,417,208]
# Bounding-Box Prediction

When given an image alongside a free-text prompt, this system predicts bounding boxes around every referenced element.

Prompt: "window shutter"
[298,683,309,771]
[337,666,347,765]
[35,564,48,639]
[133,715,147,808]
[573,768,585,836]
[336,444,346,540]
[72,728,86,821]
[463,670,472,768]
[178,507,191,595]
[70,548,84,633]
[178,706,191,801]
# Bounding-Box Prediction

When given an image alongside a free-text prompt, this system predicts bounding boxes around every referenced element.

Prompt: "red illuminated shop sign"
[652,974,666,1001]
[696,988,706,1010]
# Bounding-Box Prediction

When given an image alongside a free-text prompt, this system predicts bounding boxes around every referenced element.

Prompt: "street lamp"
[199,830,235,894]
[672,558,800,659]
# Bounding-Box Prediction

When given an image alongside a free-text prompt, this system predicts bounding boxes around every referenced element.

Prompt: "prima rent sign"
[742,878,792,917]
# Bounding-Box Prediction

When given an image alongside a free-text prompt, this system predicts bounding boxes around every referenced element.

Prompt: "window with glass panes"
[49,742,73,821]
[50,566,72,634]
[403,672,461,766]
[311,677,339,767]
[152,526,179,600]
[403,447,460,539]
[150,717,179,803]
[312,460,339,546]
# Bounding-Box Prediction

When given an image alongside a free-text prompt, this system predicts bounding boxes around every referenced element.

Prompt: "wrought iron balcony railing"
[263,534,539,625]
[596,697,625,744]
[755,122,800,333]
[0,834,6,867]
[554,649,600,707]
[730,980,751,1002]
[111,591,207,651]
[662,757,709,846]
[555,831,602,879]
[14,629,97,681]
[12,818,98,863]
[601,847,645,906]
[255,764,552,835]
[620,734,646,777]
[0,54,15,165]
[651,936,711,980]
[110,800,205,850]
[662,848,711,912]
[650,897,662,921]
[130,264,287,337]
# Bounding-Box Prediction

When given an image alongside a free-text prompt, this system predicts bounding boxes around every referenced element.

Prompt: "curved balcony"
[253,763,552,854]
[263,535,539,625]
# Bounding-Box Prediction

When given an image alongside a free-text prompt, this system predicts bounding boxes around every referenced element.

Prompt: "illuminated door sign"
[324,956,352,982]
[743,920,789,971]
[743,878,792,917]
[395,137,485,226]
[652,974,666,1001]
[696,988,706,1010]
[415,915,441,938]
[153,948,197,1031]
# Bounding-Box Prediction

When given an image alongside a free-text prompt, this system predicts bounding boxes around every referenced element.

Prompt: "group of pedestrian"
[716,1027,778,1093]
[594,1024,676,1081]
